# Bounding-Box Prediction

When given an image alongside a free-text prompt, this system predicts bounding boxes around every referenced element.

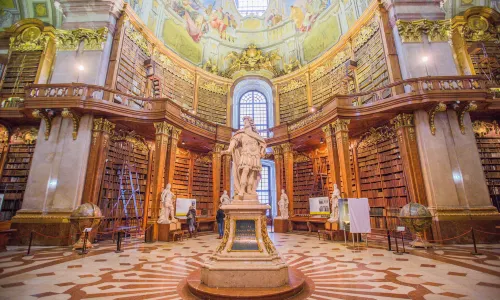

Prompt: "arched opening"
[238,90,268,137]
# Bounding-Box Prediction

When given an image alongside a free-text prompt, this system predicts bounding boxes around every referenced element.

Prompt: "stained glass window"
[236,0,269,17]
[239,90,268,137]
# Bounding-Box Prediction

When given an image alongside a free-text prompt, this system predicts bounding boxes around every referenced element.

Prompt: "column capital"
[272,145,283,156]
[171,126,182,140]
[213,143,226,153]
[281,143,293,153]
[153,121,172,136]
[93,118,115,135]
[391,113,414,130]
[321,124,333,137]
[331,119,350,133]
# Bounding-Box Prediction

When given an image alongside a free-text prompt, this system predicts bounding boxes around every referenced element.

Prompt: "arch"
[232,77,274,133]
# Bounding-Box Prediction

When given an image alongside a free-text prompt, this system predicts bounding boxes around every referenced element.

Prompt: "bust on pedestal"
[197,117,293,290]
[220,190,231,206]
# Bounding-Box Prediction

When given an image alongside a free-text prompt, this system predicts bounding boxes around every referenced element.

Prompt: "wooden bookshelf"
[98,137,149,233]
[192,155,213,217]
[0,144,36,221]
[293,157,313,216]
[474,122,500,211]
[116,35,149,97]
[153,61,194,110]
[279,85,308,123]
[310,63,347,107]
[356,126,408,231]
[0,51,42,97]
[468,41,500,82]
[197,87,227,125]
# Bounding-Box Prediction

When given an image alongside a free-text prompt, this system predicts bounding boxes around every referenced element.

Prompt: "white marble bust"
[220,190,231,205]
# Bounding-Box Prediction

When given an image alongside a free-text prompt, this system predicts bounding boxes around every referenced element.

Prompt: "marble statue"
[220,190,231,205]
[328,183,341,223]
[158,183,177,224]
[277,189,289,219]
[221,116,266,198]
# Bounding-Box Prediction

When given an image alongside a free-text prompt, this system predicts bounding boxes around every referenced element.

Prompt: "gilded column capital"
[391,113,414,130]
[455,101,477,134]
[213,143,226,153]
[321,124,333,137]
[153,121,172,136]
[61,108,82,140]
[32,109,53,140]
[428,102,447,135]
[272,145,283,157]
[93,118,115,135]
[281,143,293,153]
[171,126,182,141]
[396,19,450,43]
[331,119,350,133]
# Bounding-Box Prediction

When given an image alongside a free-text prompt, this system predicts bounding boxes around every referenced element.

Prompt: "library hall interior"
[1,0,500,299]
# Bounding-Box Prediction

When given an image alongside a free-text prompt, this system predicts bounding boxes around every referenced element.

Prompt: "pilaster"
[272,146,284,216]
[332,119,353,197]
[391,114,427,206]
[282,143,294,216]
[322,124,340,191]
[82,118,115,204]
[212,143,225,215]
[149,121,171,242]
[164,126,182,187]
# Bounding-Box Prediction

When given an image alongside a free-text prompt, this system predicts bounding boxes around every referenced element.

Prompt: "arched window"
[239,90,268,137]
[236,0,269,17]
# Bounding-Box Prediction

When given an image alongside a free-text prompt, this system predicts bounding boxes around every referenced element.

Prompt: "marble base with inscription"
[199,201,290,288]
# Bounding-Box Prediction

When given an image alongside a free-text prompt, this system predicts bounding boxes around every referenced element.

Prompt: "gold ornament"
[224,44,282,78]
[32,109,53,140]
[61,108,82,140]
[10,26,51,52]
[472,120,499,137]
[428,102,447,135]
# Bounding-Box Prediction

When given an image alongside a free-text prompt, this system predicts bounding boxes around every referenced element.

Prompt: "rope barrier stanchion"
[387,230,392,252]
[115,231,124,253]
[400,232,408,254]
[471,228,482,256]
[25,231,34,256]
[393,232,403,255]
[79,231,89,255]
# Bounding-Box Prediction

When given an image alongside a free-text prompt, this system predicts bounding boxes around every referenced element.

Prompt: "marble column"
[212,143,224,215]
[164,126,181,188]
[282,143,294,217]
[391,114,427,206]
[332,119,353,197]
[322,124,341,191]
[11,114,93,245]
[272,145,284,216]
[82,118,115,204]
[149,122,171,242]
[414,109,499,243]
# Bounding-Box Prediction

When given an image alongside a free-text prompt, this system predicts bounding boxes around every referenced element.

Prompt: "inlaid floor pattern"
[1,232,499,299]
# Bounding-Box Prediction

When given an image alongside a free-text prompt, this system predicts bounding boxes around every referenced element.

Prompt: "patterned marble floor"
[0,231,499,300]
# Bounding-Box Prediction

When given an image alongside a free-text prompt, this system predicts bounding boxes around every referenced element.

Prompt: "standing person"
[216,205,225,239]
[186,205,197,238]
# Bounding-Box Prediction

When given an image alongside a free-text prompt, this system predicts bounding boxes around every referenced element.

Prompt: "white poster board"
[309,197,330,216]
[175,198,196,217]
[0,194,4,211]
[348,198,371,233]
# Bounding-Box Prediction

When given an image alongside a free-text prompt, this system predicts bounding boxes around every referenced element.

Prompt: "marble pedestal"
[200,200,290,288]
[274,218,289,233]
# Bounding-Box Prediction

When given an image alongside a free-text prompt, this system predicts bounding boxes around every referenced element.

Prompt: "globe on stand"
[398,202,433,249]
[70,203,103,250]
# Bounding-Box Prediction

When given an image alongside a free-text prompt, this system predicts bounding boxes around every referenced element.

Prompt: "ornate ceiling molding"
[55,28,108,51]
[223,44,282,78]
[358,126,395,148]
[396,19,450,43]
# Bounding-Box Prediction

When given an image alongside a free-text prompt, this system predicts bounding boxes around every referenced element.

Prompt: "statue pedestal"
[274,218,289,233]
[158,221,180,242]
[197,202,292,289]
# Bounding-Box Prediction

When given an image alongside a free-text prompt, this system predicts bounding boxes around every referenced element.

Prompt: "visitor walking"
[187,205,197,238]
[216,205,225,239]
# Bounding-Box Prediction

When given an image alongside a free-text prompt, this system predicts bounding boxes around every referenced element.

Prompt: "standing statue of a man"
[221,116,267,199]
[220,190,231,205]
[158,183,177,224]
[328,183,341,223]
[277,189,289,219]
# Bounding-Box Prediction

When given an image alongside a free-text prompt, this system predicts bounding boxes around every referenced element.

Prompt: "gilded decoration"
[279,79,306,94]
[153,50,174,68]
[352,19,379,51]
[428,102,447,135]
[10,26,52,52]
[10,127,38,145]
[0,125,9,144]
[93,118,115,135]
[391,113,414,130]
[331,119,350,133]
[282,58,301,75]
[281,143,293,153]
[216,216,230,253]
[358,126,395,148]
[289,110,323,131]
[456,102,478,134]
[153,121,172,136]
[203,58,219,75]
[195,154,212,165]
[32,109,53,140]
[61,108,81,140]
[55,28,108,51]
[213,143,226,153]
[170,126,182,140]
[113,130,149,152]
[201,81,227,95]
[180,111,216,133]
[272,145,283,157]
[462,15,499,42]
[294,152,311,163]
[261,217,276,254]
[472,120,499,137]
[396,19,450,43]
[224,44,282,78]
[227,218,262,252]
[322,124,333,137]
[125,23,151,56]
